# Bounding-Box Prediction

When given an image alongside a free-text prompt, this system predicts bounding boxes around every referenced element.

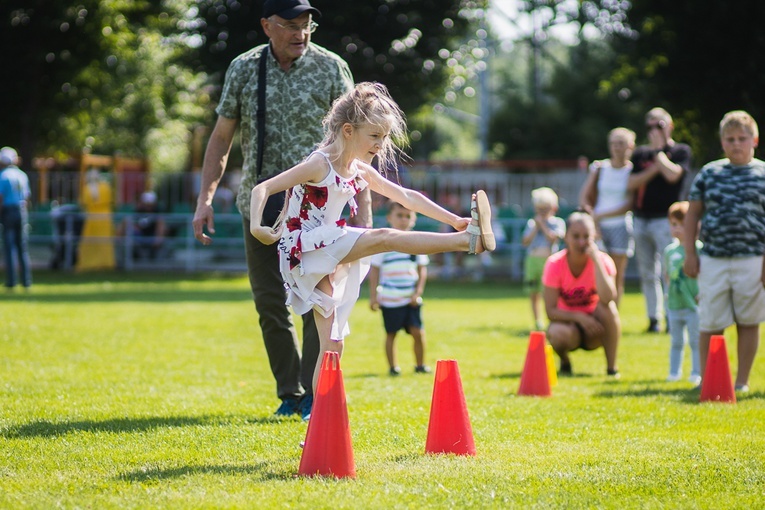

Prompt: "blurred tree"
[0,1,210,172]
[187,0,485,117]
[608,0,765,165]
[487,1,640,160]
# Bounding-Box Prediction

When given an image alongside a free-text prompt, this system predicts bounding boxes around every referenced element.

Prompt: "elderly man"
[192,0,368,421]
[0,147,32,290]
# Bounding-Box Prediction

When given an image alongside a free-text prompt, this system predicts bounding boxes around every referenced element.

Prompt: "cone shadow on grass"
[3,414,244,438]
[593,385,704,404]
[117,462,294,483]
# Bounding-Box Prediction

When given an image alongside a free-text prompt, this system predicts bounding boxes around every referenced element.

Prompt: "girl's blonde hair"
[318,82,408,173]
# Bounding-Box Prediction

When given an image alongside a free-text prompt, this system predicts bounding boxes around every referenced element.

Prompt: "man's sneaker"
[298,394,313,422]
[559,361,573,376]
[415,365,431,374]
[607,368,620,379]
[273,398,299,417]
[735,384,750,392]
[646,319,660,333]
[389,366,402,376]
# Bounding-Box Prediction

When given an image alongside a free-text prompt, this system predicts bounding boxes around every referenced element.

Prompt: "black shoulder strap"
[256,45,268,178]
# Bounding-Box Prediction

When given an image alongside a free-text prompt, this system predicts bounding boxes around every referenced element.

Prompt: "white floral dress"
[278,151,370,340]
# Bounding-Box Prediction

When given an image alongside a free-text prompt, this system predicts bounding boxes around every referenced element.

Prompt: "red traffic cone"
[425,359,476,456]
[518,331,552,397]
[298,351,356,478]
[700,335,736,403]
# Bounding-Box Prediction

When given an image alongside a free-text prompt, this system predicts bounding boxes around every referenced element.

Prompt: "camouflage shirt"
[688,157,765,257]
[216,43,354,217]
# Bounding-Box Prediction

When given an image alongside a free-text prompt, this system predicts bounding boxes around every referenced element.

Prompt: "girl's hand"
[250,224,282,245]
[453,217,471,232]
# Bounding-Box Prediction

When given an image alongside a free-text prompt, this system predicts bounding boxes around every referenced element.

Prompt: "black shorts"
[381,304,423,334]
[573,322,599,351]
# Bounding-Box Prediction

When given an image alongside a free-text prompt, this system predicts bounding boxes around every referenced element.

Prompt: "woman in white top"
[579,127,636,304]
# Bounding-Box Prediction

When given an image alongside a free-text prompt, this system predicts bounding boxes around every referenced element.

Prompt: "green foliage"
[609,0,765,165]
[490,39,642,160]
[1,1,210,170]
[1,275,763,508]
[190,0,486,115]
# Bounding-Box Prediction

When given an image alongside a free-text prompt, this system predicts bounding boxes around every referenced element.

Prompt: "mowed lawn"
[1,272,763,509]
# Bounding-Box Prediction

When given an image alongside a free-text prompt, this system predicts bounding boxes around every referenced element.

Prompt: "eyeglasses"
[270,20,318,34]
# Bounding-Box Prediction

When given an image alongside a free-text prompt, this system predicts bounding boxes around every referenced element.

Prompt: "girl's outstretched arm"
[249,154,329,244]
[359,162,469,231]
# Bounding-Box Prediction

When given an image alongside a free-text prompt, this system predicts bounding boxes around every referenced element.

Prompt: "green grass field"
[1,272,763,509]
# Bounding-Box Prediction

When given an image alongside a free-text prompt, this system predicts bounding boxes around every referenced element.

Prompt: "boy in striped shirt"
[369,202,430,376]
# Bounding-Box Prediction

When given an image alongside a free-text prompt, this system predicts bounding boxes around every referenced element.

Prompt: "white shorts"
[698,255,765,331]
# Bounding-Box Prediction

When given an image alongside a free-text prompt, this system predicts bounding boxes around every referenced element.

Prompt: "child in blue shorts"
[369,202,430,376]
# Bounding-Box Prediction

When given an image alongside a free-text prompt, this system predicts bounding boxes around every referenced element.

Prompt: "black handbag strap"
[256,45,268,178]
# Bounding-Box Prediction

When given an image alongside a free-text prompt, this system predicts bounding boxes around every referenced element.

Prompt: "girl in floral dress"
[249,82,496,392]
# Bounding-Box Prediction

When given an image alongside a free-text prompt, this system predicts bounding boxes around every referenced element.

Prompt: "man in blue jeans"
[628,108,692,333]
[0,147,32,290]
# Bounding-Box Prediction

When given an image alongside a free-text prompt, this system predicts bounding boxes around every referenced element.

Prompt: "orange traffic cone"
[545,343,558,388]
[298,351,356,478]
[700,335,736,403]
[425,359,476,456]
[518,331,552,397]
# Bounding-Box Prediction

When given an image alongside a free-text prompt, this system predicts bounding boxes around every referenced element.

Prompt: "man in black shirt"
[628,108,692,333]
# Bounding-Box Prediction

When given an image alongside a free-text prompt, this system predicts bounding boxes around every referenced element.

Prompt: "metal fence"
[14,211,532,280]
[10,161,605,280]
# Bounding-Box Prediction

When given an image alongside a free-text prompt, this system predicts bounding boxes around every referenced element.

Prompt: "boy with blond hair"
[522,187,566,331]
[369,202,431,376]
[663,201,702,383]
[684,110,765,392]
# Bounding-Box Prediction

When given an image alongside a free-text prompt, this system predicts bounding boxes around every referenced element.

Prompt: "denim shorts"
[598,218,634,257]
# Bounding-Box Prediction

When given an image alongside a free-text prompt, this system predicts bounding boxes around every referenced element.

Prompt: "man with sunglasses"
[193,0,366,421]
[627,108,692,334]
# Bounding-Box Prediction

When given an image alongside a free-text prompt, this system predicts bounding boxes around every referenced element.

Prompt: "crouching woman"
[543,211,621,377]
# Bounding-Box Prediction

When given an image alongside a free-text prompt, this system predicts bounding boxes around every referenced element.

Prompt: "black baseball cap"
[263,0,321,20]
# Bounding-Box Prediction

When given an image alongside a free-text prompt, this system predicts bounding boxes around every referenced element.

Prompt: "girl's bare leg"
[311,276,344,393]
[341,229,475,264]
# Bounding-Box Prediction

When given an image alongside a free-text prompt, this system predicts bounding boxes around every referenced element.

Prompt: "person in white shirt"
[579,127,636,305]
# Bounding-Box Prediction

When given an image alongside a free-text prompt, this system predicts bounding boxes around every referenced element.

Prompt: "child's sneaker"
[666,374,682,382]
[389,366,401,376]
[415,365,431,374]
[688,374,702,385]
[735,384,750,392]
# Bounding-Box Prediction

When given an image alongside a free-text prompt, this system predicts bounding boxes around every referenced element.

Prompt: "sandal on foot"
[467,190,496,253]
